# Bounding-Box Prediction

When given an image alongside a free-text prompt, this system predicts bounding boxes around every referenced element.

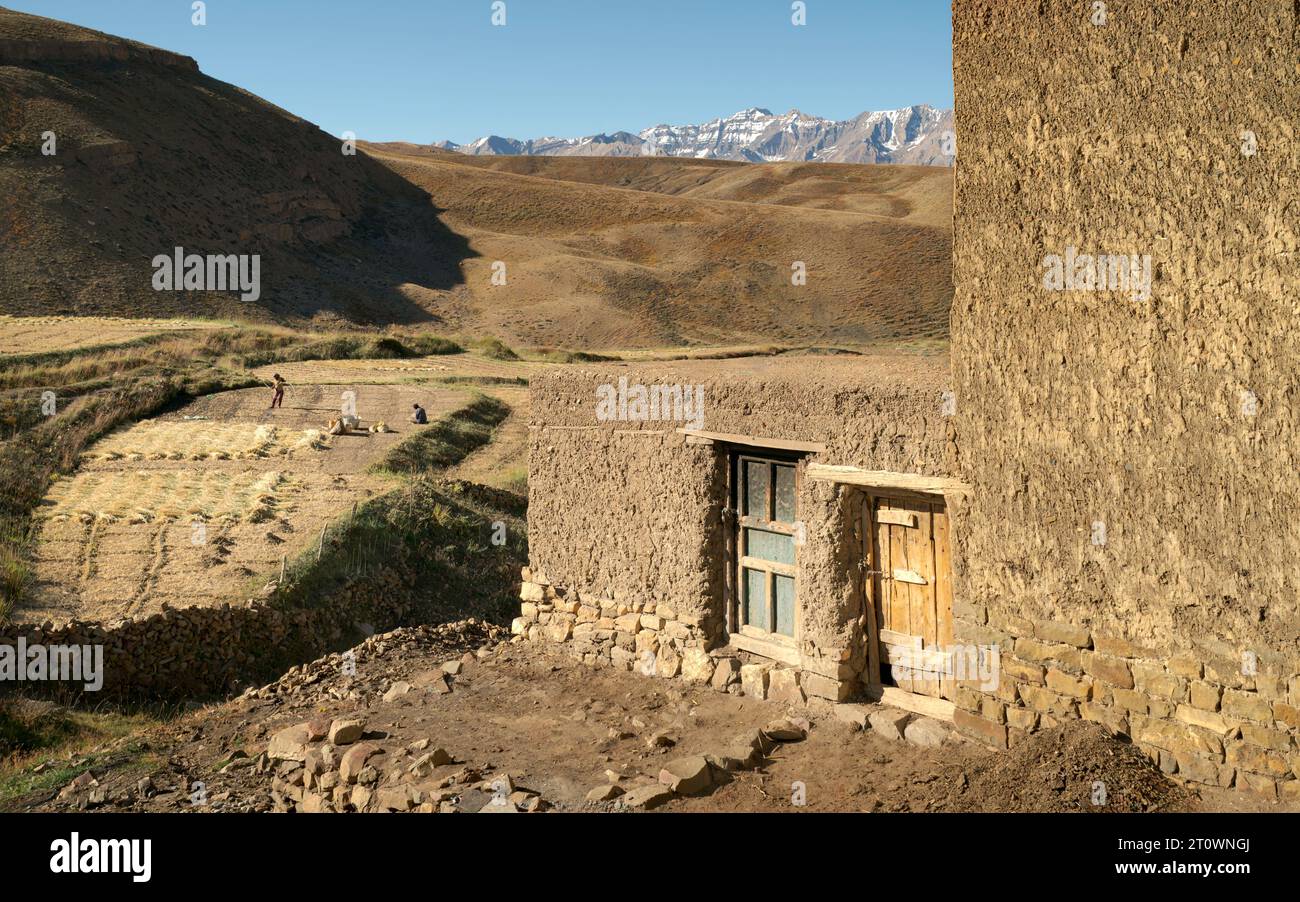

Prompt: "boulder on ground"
[587,784,624,802]
[868,709,912,741]
[328,718,364,746]
[740,664,770,699]
[267,724,313,762]
[658,756,714,796]
[833,704,871,730]
[339,742,381,784]
[763,719,808,742]
[621,783,675,810]
[710,657,741,690]
[681,649,716,685]
[382,681,412,703]
[903,716,950,748]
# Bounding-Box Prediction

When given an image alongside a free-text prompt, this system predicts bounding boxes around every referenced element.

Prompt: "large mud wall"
[523,357,952,699]
[951,0,1300,796]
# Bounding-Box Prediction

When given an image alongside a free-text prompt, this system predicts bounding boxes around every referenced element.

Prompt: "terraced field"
[20,377,479,624]
[248,354,538,386]
[81,421,325,463]
[0,315,220,356]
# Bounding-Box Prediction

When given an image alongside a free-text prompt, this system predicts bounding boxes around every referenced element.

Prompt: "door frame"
[724,448,805,661]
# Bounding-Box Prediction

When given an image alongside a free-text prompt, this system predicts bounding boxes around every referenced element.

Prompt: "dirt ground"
[16,625,1289,815]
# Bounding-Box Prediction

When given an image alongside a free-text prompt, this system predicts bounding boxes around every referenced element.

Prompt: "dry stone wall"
[951,0,1300,796]
[1,569,415,702]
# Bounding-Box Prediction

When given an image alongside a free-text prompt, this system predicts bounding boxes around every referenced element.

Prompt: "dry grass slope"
[367,145,953,348]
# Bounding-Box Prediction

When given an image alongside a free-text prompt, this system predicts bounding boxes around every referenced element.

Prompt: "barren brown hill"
[0,6,471,325]
[413,151,952,225]
[0,7,953,348]
[364,144,953,347]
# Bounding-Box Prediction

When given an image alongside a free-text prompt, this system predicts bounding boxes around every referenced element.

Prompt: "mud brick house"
[519,355,967,709]
[520,0,1300,798]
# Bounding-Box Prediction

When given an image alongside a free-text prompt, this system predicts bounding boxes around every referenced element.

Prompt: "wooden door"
[867,494,954,700]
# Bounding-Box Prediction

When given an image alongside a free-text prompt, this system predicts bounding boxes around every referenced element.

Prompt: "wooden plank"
[677,429,826,454]
[864,684,956,721]
[730,631,801,666]
[739,555,796,577]
[933,502,954,700]
[904,672,944,698]
[892,568,927,585]
[880,643,952,672]
[878,627,913,646]
[896,502,922,642]
[885,502,909,634]
[875,508,917,528]
[913,502,937,653]
[805,464,971,495]
[860,499,882,689]
[724,455,736,633]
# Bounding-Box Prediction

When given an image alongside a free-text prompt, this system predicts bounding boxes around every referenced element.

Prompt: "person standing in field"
[270,373,286,409]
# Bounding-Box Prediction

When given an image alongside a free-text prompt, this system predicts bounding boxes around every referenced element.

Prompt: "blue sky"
[11,0,953,143]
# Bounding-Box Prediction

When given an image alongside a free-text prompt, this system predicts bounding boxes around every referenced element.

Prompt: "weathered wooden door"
[867,494,954,700]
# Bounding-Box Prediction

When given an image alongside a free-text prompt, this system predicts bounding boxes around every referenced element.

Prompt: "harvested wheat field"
[20,380,475,624]
[0,315,220,356]
[249,352,538,386]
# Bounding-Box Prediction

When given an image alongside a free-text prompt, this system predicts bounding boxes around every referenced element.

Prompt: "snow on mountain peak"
[447,104,955,166]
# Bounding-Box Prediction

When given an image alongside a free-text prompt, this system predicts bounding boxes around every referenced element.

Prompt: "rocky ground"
[10,622,1283,814]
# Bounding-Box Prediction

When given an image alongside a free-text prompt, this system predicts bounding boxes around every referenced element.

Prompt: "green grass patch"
[234,332,461,368]
[432,375,528,388]
[465,337,520,361]
[373,395,511,475]
[0,698,169,805]
[523,347,618,364]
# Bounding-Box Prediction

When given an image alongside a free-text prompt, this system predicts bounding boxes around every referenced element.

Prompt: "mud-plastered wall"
[521,357,953,701]
[951,0,1300,796]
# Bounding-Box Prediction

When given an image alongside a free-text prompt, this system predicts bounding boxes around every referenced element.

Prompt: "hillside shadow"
[1,56,477,325]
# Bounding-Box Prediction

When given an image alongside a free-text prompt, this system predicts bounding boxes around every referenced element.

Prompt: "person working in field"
[269,373,287,409]
[409,403,428,425]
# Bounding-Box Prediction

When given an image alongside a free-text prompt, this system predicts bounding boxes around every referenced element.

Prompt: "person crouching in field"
[409,403,428,425]
[269,373,287,409]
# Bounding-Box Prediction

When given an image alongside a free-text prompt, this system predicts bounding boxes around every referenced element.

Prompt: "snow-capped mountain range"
[436,105,954,166]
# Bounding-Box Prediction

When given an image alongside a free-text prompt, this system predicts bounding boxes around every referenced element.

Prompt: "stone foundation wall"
[950,609,1300,800]
[513,570,826,705]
